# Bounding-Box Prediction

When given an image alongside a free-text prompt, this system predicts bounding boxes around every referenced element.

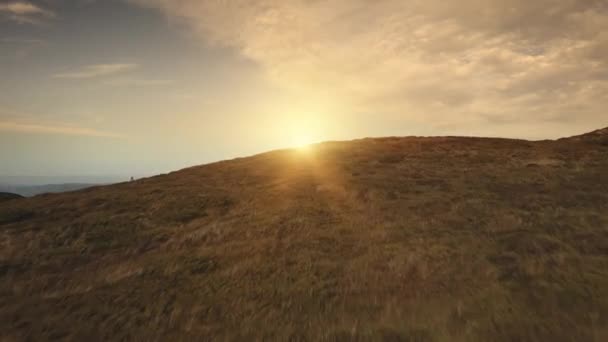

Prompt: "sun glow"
[291,133,316,149]
[273,100,338,150]
[285,116,325,150]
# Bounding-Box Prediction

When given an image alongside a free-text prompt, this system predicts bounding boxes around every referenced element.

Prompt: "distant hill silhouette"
[0,183,99,197]
[0,192,22,202]
[0,128,607,341]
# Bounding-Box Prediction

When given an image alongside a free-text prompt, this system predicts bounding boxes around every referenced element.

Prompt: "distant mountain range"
[0,183,101,197]
[0,192,23,202]
[0,175,136,197]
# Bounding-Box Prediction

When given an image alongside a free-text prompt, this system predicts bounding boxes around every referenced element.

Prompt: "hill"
[562,127,608,145]
[1,129,607,341]
[0,183,100,197]
[0,192,22,203]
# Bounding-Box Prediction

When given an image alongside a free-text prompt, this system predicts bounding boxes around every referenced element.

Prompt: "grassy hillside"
[0,192,22,203]
[1,131,607,341]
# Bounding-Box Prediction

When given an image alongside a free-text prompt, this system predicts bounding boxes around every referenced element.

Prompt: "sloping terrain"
[563,127,608,145]
[0,184,99,197]
[0,193,22,203]
[1,130,607,341]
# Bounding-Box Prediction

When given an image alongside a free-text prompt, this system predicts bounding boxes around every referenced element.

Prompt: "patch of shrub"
[378,154,403,164]
[0,207,35,225]
[155,195,234,224]
[185,256,216,275]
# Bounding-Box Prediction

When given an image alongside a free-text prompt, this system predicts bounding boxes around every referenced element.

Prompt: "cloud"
[0,1,54,24]
[0,106,123,139]
[0,37,45,44]
[103,78,174,87]
[53,63,138,79]
[131,0,608,137]
[0,119,124,138]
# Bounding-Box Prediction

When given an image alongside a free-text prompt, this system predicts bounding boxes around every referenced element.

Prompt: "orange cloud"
[0,1,54,24]
[0,120,124,138]
[53,64,138,79]
[131,0,608,137]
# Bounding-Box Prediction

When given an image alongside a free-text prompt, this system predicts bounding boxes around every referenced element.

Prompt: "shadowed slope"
[0,192,22,203]
[1,130,607,341]
[561,127,608,145]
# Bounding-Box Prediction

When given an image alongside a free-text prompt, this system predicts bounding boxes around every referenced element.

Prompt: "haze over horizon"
[1,0,607,177]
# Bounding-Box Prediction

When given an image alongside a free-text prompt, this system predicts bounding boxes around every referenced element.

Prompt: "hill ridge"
[561,126,608,143]
[0,192,22,203]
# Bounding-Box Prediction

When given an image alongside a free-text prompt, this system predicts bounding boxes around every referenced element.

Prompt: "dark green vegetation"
[0,184,99,197]
[0,192,23,203]
[1,129,607,341]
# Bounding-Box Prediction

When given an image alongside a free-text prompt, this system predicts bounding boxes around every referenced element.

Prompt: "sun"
[284,115,324,149]
[278,104,334,150]
[291,133,316,149]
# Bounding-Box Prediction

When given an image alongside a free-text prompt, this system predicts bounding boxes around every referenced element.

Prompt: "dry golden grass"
[1,130,607,341]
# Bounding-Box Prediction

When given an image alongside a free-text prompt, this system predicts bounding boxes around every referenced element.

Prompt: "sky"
[1,0,607,180]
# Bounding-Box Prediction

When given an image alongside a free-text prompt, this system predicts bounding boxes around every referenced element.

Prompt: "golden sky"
[1,0,607,177]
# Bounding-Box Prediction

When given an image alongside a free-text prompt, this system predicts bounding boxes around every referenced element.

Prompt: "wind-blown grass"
[1,130,607,341]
